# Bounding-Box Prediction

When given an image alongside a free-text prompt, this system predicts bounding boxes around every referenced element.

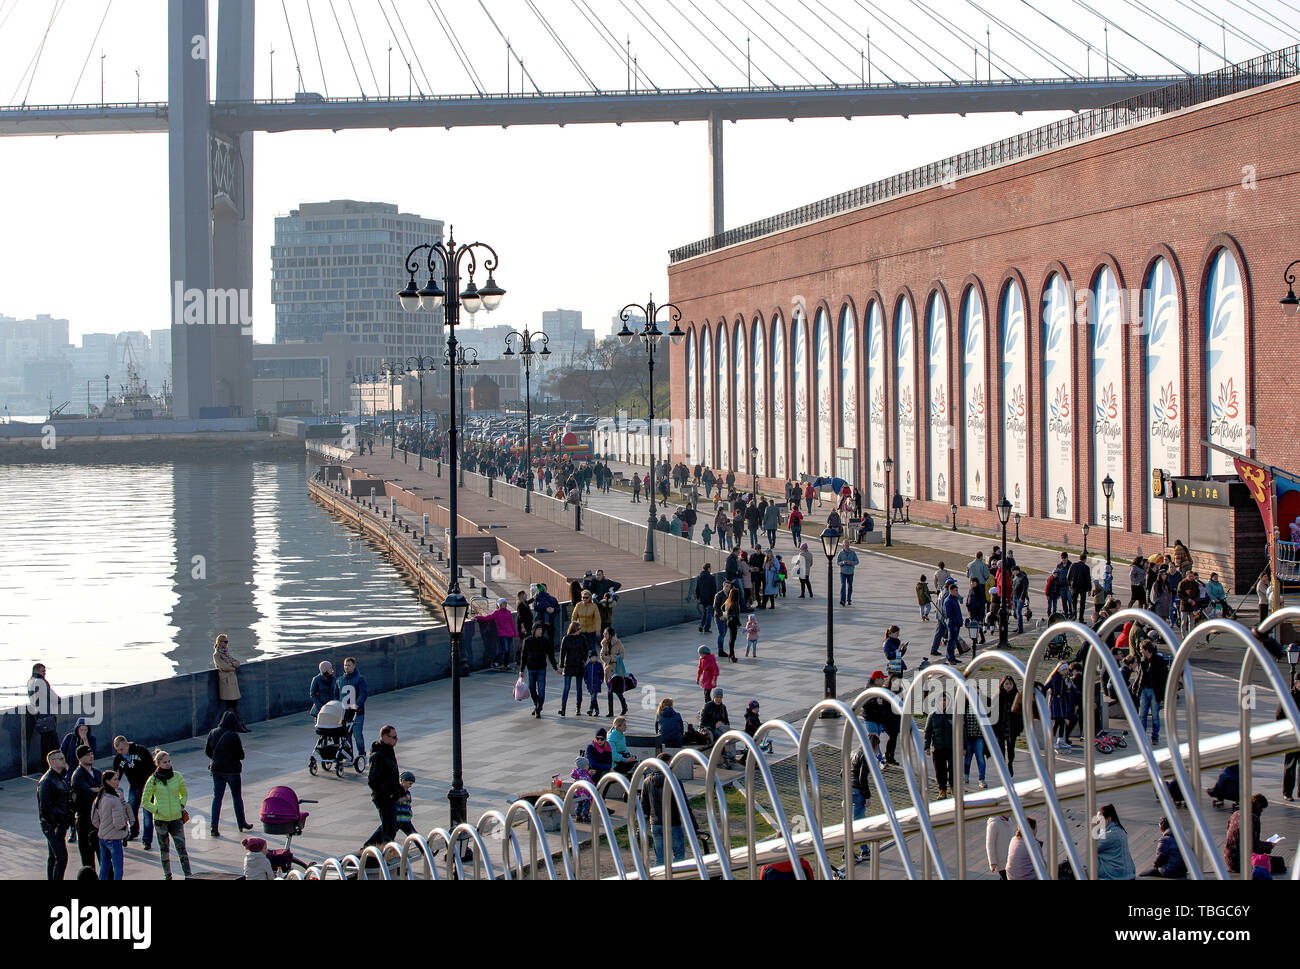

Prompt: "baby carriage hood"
[316,699,346,729]
[260,785,308,826]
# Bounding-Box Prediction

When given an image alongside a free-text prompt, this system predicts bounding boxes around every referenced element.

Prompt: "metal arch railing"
[281,609,1300,880]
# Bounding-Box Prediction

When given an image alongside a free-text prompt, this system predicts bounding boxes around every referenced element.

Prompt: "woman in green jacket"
[140,750,192,880]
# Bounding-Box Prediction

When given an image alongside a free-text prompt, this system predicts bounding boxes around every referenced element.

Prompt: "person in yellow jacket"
[572,589,602,652]
[140,750,192,880]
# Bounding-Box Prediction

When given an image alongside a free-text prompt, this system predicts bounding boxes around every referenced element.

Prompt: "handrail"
[281,609,1299,880]
[668,45,1300,262]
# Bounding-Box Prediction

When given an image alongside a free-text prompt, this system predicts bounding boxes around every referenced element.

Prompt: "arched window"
[753,321,767,476]
[685,329,697,465]
[793,309,810,477]
[815,308,833,477]
[866,301,886,510]
[1042,273,1073,520]
[701,328,713,467]
[839,305,858,458]
[1090,265,1125,527]
[734,324,748,478]
[717,324,730,472]
[1001,279,1028,514]
[1143,257,1182,530]
[961,286,987,508]
[1204,248,1247,475]
[771,318,786,479]
[927,292,950,502]
[895,297,917,501]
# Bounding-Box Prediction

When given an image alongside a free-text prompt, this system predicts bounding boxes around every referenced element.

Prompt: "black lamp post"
[950,503,958,531]
[905,497,911,523]
[503,328,550,514]
[1013,512,1021,542]
[352,374,365,444]
[382,361,399,459]
[998,497,1012,647]
[1101,474,1115,571]
[449,345,480,487]
[751,445,759,498]
[1281,260,1300,316]
[1082,522,1090,557]
[405,355,439,472]
[617,295,686,562]
[883,457,894,547]
[820,525,841,714]
[399,227,506,827]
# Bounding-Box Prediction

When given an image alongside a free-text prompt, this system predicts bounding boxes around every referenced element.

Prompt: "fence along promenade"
[281,608,1300,881]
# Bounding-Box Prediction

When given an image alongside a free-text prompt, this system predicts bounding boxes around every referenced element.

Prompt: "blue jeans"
[963,737,986,781]
[699,602,713,631]
[946,626,961,662]
[749,527,760,547]
[931,623,945,655]
[561,675,583,711]
[351,712,366,753]
[128,783,153,846]
[527,668,547,710]
[716,622,726,652]
[791,524,802,546]
[211,772,249,829]
[651,823,686,865]
[496,636,514,667]
[1013,597,1025,633]
[840,573,855,603]
[805,497,813,514]
[852,789,868,821]
[98,838,124,880]
[1139,688,1163,741]
[766,528,776,546]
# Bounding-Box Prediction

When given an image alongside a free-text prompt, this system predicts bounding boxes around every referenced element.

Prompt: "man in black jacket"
[365,725,404,847]
[205,710,252,837]
[695,563,717,632]
[641,766,686,867]
[37,749,73,880]
[112,735,156,845]
[1136,642,1169,744]
[699,689,732,764]
[1067,553,1093,622]
[745,501,762,548]
[519,623,559,717]
[69,745,102,869]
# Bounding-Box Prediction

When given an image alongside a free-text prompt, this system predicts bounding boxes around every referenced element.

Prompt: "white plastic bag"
[513,676,529,702]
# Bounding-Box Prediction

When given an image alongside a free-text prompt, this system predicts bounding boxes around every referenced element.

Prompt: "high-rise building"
[271,200,445,381]
[542,308,594,366]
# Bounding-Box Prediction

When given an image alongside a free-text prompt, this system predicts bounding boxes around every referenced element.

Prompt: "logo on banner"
[1210,379,1243,447]
[1151,381,1179,447]
[1048,384,1072,438]
[931,385,947,426]
[1094,383,1121,445]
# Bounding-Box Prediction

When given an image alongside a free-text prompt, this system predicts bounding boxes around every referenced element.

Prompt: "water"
[0,458,440,702]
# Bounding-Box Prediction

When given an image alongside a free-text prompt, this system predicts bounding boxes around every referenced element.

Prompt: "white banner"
[1143,257,1181,531]
[867,303,886,510]
[1205,249,1247,475]
[928,295,949,502]
[896,300,917,500]
[1001,281,1029,514]
[702,328,713,468]
[962,288,987,508]
[718,328,730,473]
[816,309,833,477]
[754,324,767,477]
[840,307,858,464]
[772,321,786,479]
[794,313,810,478]
[1043,274,1074,520]
[1091,266,1125,528]
[734,326,747,476]
[686,330,697,465]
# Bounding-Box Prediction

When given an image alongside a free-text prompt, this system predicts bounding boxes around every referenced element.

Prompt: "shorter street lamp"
[1013,512,1021,542]
[1101,474,1115,570]
[1287,643,1300,682]
[1082,522,1090,557]
[1281,260,1300,315]
[997,497,1012,648]
[819,525,841,715]
[751,445,759,497]
[950,503,958,531]
[442,589,471,826]
[883,457,894,547]
[406,355,439,472]
[904,497,911,523]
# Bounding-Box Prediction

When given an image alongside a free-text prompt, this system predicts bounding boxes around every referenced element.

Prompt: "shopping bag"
[513,676,529,702]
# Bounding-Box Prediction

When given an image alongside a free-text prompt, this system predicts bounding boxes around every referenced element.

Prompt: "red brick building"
[667,62,1300,559]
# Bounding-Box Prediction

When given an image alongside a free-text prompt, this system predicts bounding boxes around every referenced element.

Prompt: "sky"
[0,0,1295,345]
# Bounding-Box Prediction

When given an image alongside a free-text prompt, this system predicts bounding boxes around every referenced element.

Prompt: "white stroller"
[309,699,365,777]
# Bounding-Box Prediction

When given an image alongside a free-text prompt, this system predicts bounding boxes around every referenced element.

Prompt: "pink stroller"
[259,785,316,874]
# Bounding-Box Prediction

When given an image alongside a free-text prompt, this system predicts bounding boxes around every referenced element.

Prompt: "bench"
[625,733,707,780]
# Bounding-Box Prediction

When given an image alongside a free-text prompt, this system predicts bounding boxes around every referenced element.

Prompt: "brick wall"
[668,76,1300,557]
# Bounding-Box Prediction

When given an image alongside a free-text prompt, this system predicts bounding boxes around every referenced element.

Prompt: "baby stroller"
[1044,612,1074,661]
[259,785,316,874]
[309,699,366,776]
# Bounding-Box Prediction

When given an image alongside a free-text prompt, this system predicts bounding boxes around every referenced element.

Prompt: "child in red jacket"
[696,645,719,702]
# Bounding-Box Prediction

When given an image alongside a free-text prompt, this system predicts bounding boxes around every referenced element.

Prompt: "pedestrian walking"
[942,579,964,663]
[761,553,779,609]
[794,543,814,598]
[993,676,1023,776]
[1047,662,1073,751]
[364,725,403,848]
[582,648,604,717]
[723,588,742,662]
[966,577,988,645]
[695,563,717,632]
[1068,553,1093,623]
[962,698,988,790]
[141,750,191,880]
[923,692,955,798]
[308,661,339,717]
[600,628,630,717]
[745,614,760,658]
[205,710,253,837]
[558,621,587,717]
[837,543,859,606]
[696,645,719,701]
[91,771,130,881]
[69,744,102,869]
[37,749,73,880]
[338,657,369,753]
[519,622,559,718]
[572,589,603,653]
[916,575,933,620]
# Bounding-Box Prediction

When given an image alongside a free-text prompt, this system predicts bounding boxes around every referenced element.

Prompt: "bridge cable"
[664,0,748,86]
[388,0,433,95]
[793,0,891,82]
[328,0,366,97]
[15,0,65,106]
[687,0,781,87]
[744,0,841,86]
[1239,0,1300,42]
[434,0,488,93]
[570,0,659,90]
[849,0,968,82]
[963,0,1082,79]
[617,0,706,87]
[1177,0,1277,54]
[303,0,330,97]
[526,0,599,91]
[1070,0,1192,75]
[851,0,959,83]
[0,0,19,35]
[1128,0,1267,57]
[909,0,1026,80]
[1201,0,1281,48]
[579,0,660,89]
[630,0,719,89]
[347,0,382,96]
[428,0,486,94]
[720,0,816,86]
[808,0,908,84]
[1004,1,1110,77]
[68,0,112,104]
[281,0,306,93]
[1263,0,1300,25]
[475,0,542,94]
[838,0,934,82]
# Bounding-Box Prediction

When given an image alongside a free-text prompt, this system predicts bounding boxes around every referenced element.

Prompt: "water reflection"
[0,459,439,701]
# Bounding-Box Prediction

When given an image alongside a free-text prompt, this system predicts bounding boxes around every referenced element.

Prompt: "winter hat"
[399,770,415,782]
[75,745,91,760]
[698,645,711,656]
[575,756,590,770]
[497,598,507,607]
[241,837,267,852]
[713,688,725,698]
[747,700,760,711]
[595,728,607,739]
[318,661,332,674]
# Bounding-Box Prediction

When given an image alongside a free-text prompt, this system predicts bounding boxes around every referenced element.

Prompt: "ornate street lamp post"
[1082,522,1091,557]
[503,328,550,514]
[1013,512,1021,542]
[617,295,685,562]
[449,344,479,487]
[883,457,894,547]
[998,497,1012,648]
[398,227,505,827]
[1102,473,1115,572]
[820,525,841,714]
[950,502,958,531]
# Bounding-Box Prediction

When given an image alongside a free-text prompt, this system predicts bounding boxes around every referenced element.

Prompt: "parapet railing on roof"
[284,607,1300,880]
[669,45,1300,264]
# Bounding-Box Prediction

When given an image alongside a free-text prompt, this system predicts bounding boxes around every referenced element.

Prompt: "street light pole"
[383,361,398,460]
[820,526,841,715]
[617,295,686,562]
[406,355,438,472]
[1102,474,1115,573]
[1082,522,1090,557]
[998,497,1012,648]
[504,328,550,514]
[399,228,506,828]
[449,345,479,487]
[883,457,894,547]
